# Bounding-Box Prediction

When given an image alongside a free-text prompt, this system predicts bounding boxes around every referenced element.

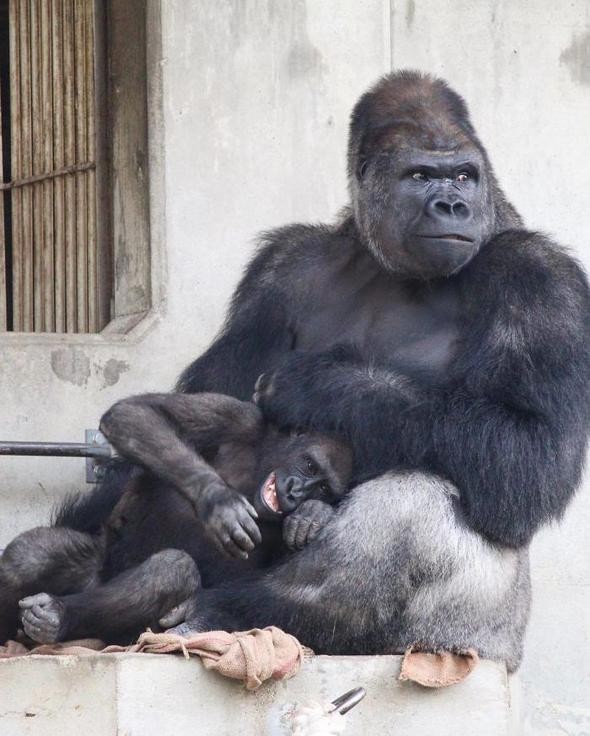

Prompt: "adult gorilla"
[108,72,590,669]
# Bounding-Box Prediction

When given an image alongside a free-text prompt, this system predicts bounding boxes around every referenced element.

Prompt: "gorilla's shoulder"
[243,221,350,285]
[466,230,590,353]
[475,229,590,304]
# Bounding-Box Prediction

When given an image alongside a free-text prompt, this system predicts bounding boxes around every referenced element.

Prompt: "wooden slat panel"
[63,0,77,332]
[41,0,55,331]
[86,0,97,332]
[0,60,5,332]
[52,0,66,332]
[6,0,108,334]
[74,0,88,333]
[18,0,34,331]
[8,0,22,330]
[30,0,43,331]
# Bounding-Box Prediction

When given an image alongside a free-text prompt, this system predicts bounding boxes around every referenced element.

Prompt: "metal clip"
[329,687,366,715]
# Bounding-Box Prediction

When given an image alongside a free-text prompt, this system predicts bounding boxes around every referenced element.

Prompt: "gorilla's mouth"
[418,233,474,243]
[260,472,282,515]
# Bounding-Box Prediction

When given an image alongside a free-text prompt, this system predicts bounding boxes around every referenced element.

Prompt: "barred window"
[0,0,149,334]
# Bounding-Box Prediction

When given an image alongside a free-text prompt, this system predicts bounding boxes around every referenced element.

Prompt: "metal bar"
[0,440,113,459]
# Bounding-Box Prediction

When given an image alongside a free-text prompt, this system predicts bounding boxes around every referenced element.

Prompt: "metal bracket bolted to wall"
[0,431,116,483]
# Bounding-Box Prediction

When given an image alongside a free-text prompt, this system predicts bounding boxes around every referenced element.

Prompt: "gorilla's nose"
[285,476,304,497]
[427,197,471,222]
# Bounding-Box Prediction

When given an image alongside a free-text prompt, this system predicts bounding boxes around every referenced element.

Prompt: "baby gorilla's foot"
[158,598,197,629]
[19,593,67,644]
[165,615,207,638]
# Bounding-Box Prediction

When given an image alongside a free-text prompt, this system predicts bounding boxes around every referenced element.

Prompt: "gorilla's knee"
[146,549,200,587]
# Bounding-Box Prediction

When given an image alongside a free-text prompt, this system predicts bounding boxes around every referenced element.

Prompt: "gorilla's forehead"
[367,123,474,158]
[393,145,483,166]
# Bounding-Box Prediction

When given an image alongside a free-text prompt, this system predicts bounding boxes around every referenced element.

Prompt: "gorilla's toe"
[19,592,66,644]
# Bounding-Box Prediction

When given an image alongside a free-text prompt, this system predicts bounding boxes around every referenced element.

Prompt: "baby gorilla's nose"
[277,474,305,511]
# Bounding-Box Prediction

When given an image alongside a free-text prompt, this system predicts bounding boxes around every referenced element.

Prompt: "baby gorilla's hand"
[197,481,262,559]
[283,499,334,550]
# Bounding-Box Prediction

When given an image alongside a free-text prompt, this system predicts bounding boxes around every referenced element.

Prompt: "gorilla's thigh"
[337,472,530,669]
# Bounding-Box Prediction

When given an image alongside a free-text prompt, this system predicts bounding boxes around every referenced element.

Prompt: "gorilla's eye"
[306,458,318,474]
[411,171,428,182]
[456,172,470,183]
[319,482,330,494]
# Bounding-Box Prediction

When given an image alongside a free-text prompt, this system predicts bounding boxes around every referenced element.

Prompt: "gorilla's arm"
[100,394,264,558]
[257,233,590,547]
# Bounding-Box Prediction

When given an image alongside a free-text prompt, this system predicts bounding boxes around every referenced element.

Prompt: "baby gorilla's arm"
[100,393,264,558]
[282,500,335,550]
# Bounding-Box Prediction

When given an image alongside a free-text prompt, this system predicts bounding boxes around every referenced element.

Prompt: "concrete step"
[0,653,519,735]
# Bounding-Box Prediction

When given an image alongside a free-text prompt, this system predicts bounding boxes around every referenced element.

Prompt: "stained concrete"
[0,654,516,736]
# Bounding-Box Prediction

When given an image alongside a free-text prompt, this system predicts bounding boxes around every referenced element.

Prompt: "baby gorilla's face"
[253,432,353,522]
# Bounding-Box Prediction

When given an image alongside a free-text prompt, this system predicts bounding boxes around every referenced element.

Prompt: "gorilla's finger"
[232,526,256,552]
[306,521,321,544]
[31,604,59,625]
[283,518,297,550]
[239,496,259,520]
[220,534,249,560]
[294,520,310,550]
[19,593,52,609]
[238,512,262,546]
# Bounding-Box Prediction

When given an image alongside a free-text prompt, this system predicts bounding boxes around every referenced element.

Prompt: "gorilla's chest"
[296,267,460,380]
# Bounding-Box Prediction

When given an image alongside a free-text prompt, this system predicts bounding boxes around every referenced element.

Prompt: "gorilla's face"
[253,433,353,522]
[354,143,494,279]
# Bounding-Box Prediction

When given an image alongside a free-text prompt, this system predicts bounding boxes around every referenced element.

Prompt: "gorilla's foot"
[19,592,67,644]
[158,597,197,629]
[165,615,208,638]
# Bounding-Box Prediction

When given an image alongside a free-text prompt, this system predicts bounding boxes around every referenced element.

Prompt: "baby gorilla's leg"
[20,549,200,644]
[0,526,101,643]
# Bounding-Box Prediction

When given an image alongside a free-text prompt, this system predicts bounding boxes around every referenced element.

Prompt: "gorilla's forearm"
[257,349,587,548]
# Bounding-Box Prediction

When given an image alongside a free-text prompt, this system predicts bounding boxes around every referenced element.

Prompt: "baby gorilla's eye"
[456,172,470,183]
[319,482,330,494]
[306,458,318,474]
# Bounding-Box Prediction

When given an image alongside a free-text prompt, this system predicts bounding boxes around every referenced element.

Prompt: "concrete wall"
[0,654,515,736]
[1,1,588,733]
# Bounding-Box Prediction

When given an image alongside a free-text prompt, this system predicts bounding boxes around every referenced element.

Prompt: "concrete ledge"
[0,654,518,735]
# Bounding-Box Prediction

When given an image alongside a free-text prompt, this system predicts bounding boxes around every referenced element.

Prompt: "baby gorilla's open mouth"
[260,472,282,515]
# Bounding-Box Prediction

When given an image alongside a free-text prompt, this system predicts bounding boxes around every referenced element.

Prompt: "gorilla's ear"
[357,158,370,180]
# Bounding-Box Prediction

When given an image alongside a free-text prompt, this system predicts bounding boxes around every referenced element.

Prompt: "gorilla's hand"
[254,345,361,429]
[197,481,262,559]
[283,499,334,550]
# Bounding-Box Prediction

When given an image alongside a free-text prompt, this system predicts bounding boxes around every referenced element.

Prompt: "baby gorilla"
[0,393,352,645]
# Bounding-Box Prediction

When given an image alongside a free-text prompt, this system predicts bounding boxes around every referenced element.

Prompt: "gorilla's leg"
[20,548,200,644]
[0,526,101,642]
[176,472,530,671]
